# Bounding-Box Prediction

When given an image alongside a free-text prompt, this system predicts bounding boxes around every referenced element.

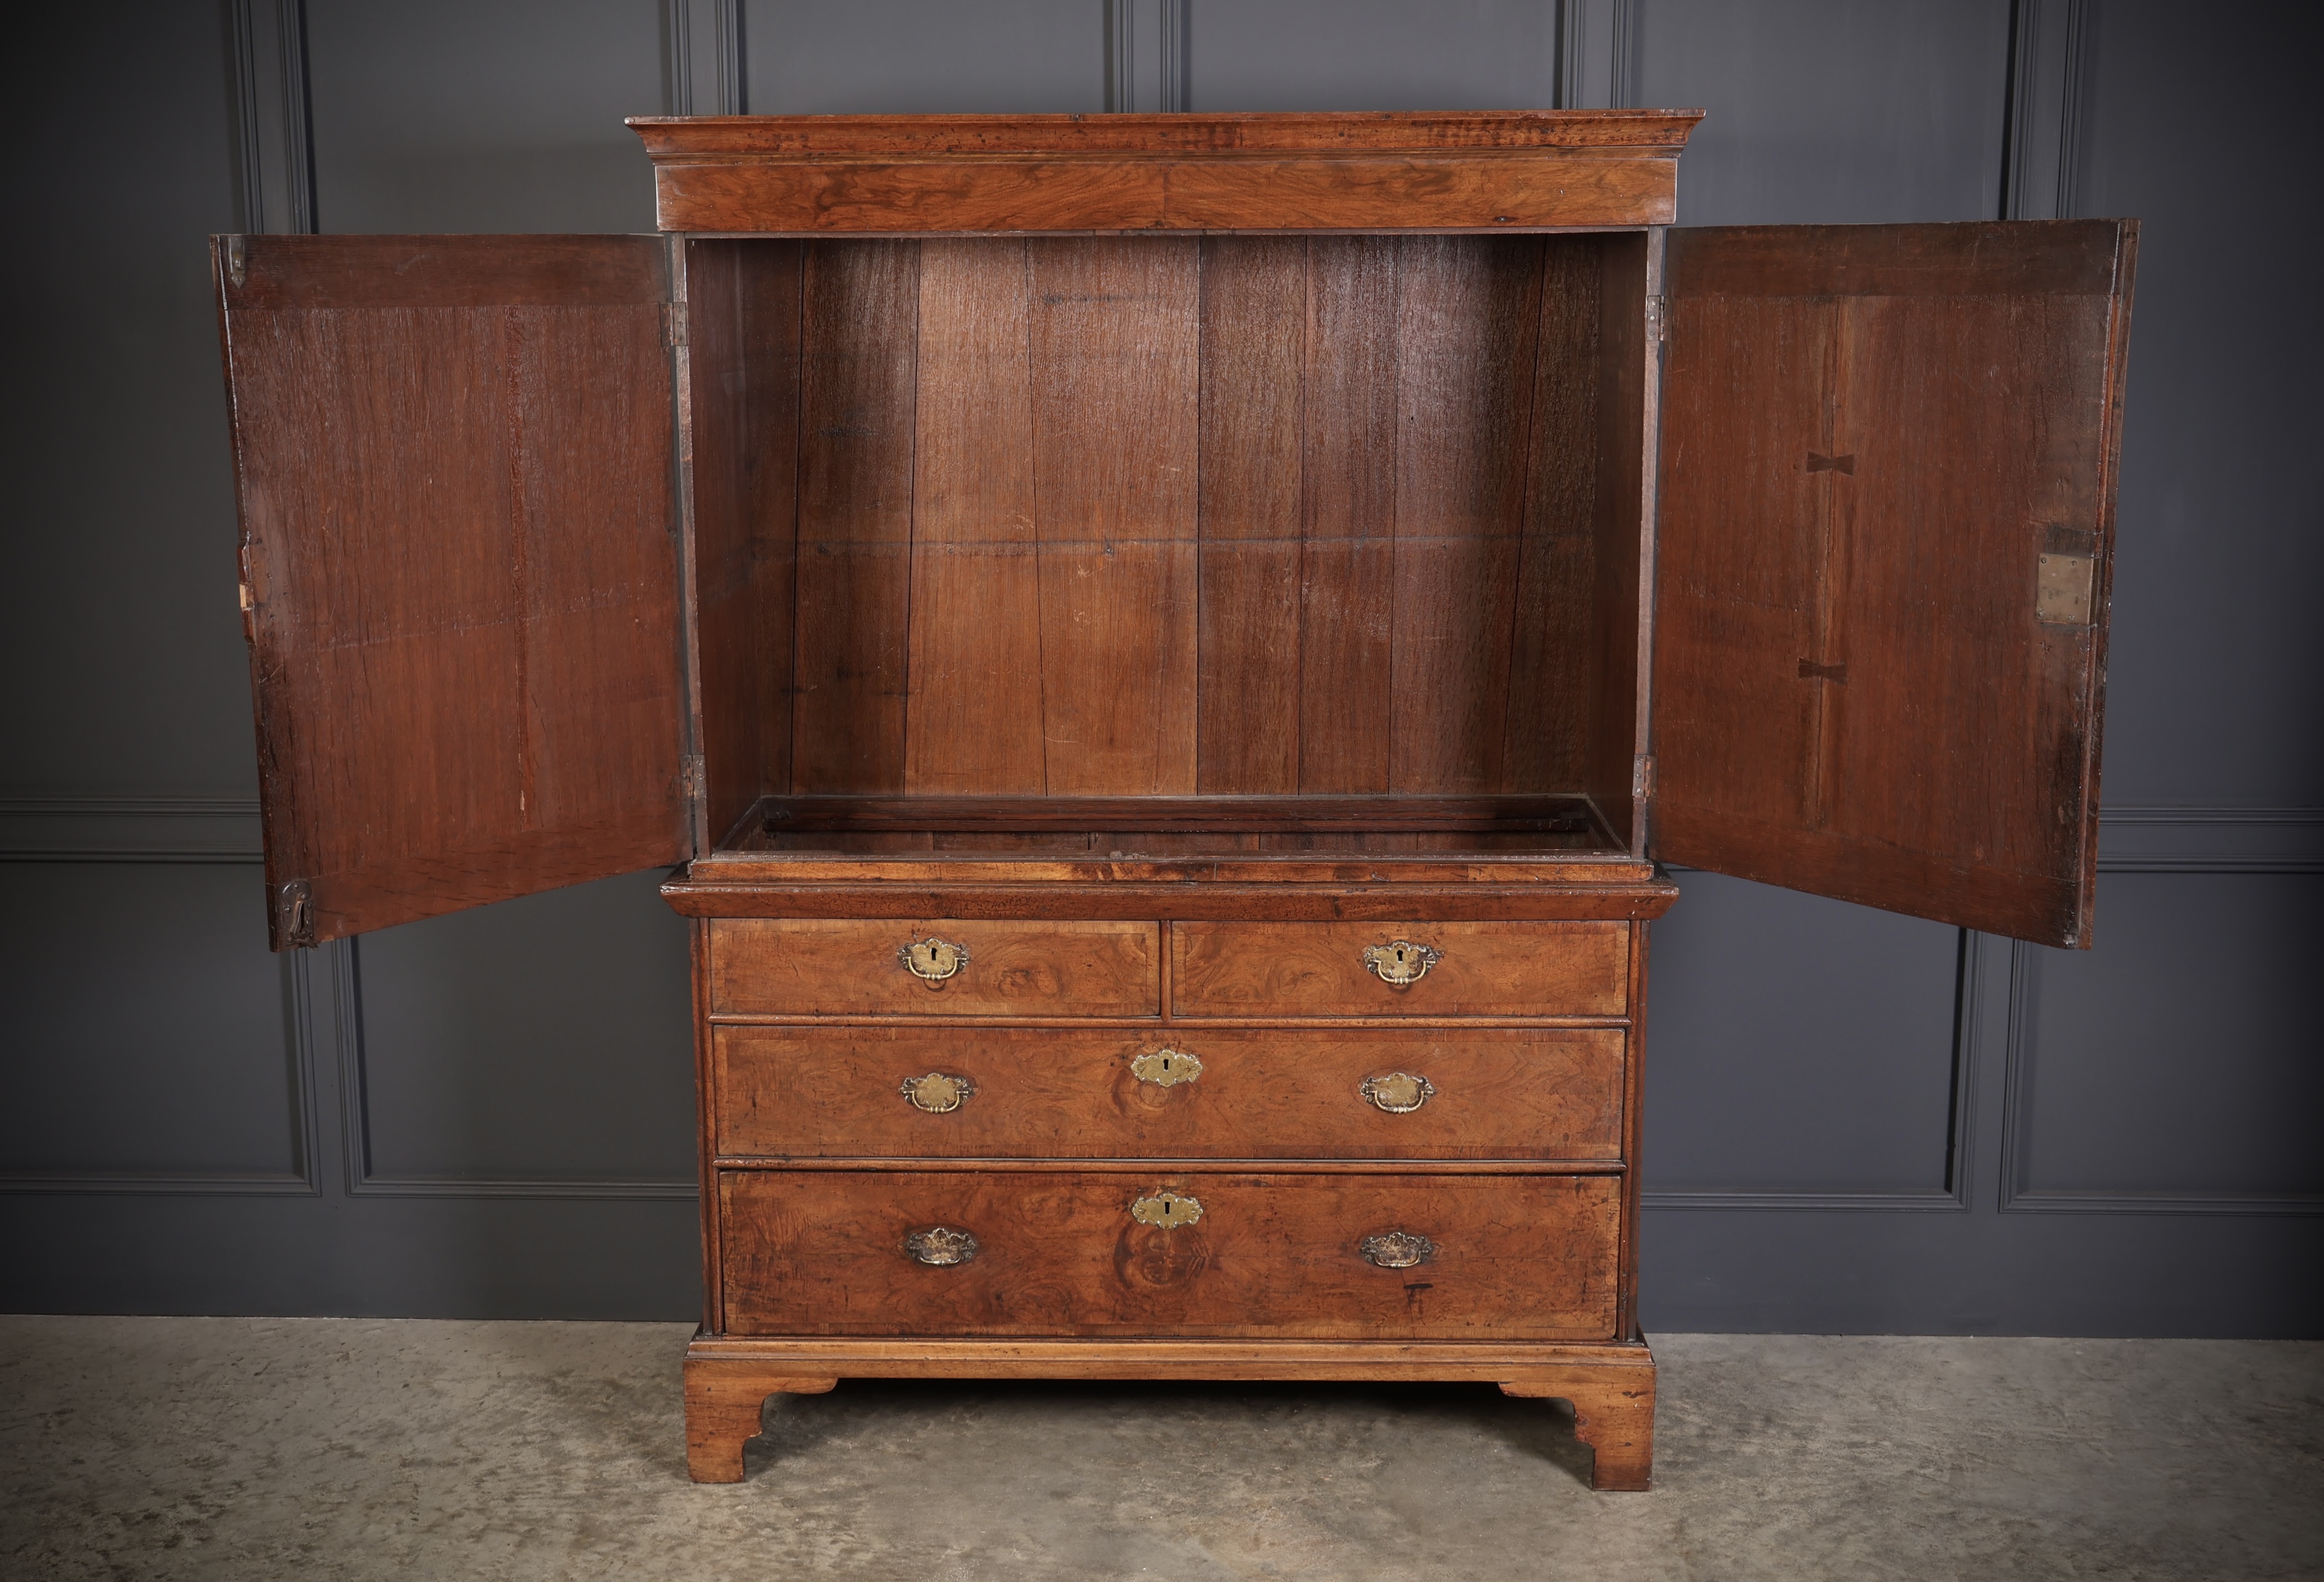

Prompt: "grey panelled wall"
[0,0,2316,1332]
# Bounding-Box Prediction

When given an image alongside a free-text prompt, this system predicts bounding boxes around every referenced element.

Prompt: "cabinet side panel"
[688,239,803,841]
[1584,233,1651,849]
[221,235,684,944]
[1028,238,1201,795]
[1501,235,1605,794]
[1389,237,1538,793]
[791,241,919,794]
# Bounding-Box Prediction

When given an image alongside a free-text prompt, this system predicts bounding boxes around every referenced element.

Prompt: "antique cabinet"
[213,111,2135,1491]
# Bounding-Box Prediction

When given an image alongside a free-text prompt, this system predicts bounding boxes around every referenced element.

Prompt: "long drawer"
[719,1169,1621,1340]
[1173,921,1630,1017]
[711,919,1161,1017]
[714,1026,1625,1161]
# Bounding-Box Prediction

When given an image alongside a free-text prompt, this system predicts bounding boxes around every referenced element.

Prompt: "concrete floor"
[1,1318,2319,1580]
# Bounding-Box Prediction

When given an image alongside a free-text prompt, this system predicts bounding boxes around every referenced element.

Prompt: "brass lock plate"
[904,1227,979,1265]
[900,1071,975,1113]
[1361,1071,1436,1114]
[899,936,969,984]
[1359,1231,1436,1269]
[1130,1191,1203,1229]
[1130,1048,1202,1086]
[1363,939,1442,986]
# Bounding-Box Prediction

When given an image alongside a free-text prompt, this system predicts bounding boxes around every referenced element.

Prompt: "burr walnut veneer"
[213,111,2136,1492]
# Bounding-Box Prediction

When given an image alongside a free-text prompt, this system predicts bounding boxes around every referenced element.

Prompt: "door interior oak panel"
[1652,220,2136,947]
[219,235,685,947]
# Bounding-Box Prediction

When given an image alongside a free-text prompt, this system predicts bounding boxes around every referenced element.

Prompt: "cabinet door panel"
[218,235,685,948]
[1653,221,2135,948]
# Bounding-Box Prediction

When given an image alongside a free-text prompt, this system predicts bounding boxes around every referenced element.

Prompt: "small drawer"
[714,1026,1625,1161]
[719,1169,1620,1340]
[710,919,1161,1017]
[1173,921,1629,1018]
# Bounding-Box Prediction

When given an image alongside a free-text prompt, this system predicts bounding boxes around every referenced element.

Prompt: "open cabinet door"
[216,235,688,949]
[1651,221,2135,947]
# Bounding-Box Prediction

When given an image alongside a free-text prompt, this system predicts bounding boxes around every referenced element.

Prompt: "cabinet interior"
[685,229,1651,863]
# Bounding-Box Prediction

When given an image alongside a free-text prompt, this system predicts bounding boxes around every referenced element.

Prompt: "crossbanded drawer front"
[710,919,1161,1017]
[719,1170,1620,1340]
[714,1026,1624,1161]
[1173,921,1630,1017]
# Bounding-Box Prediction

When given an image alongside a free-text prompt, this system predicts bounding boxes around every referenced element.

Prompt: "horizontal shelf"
[721,794,1626,860]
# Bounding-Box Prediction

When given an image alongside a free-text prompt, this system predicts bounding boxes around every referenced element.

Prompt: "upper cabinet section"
[626,111,1703,234]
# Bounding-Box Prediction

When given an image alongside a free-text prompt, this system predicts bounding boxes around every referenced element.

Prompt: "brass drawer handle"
[898,935,969,984]
[900,1072,975,1113]
[904,1227,979,1265]
[1362,939,1441,986]
[1130,1191,1203,1229]
[1359,1231,1436,1269]
[1360,1071,1436,1114]
[1130,1048,1202,1086]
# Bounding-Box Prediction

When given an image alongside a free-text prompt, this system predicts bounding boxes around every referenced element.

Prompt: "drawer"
[1172,921,1630,1017]
[710,919,1160,1017]
[714,1026,1624,1161]
[720,1169,1621,1340]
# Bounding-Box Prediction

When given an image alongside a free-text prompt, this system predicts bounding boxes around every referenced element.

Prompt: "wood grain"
[1027,238,1200,794]
[1196,237,1305,793]
[1654,220,2137,946]
[219,233,683,947]
[685,238,803,846]
[680,1334,1656,1484]
[719,1168,1622,1340]
[629,112,1701,235]
[1390,235,1538,791]
[710,918,1160,1016]
[904,240,1046,793]
[713,1025,1625,1161]
[791,241,918,793]
[1173,921,1630,1017]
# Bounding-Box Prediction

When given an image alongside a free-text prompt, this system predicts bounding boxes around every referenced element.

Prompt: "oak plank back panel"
[1653,220,2136,945]
[772,233,1626,808]
[788,241,918,794]
[217,234,685,947]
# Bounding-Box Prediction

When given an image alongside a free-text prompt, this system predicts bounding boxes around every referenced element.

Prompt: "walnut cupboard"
[212,111,2136,1490]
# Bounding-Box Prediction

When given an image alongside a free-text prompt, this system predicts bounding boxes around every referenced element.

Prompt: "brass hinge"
[1633,753,1657,799]
[225,235,247,290]
[1645,295,1669,344]
[274,880,316,950]
[680,753,705,802]
[664,302,688,348]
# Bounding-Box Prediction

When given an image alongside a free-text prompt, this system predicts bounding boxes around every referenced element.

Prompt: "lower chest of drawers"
[699,915,1640,1346]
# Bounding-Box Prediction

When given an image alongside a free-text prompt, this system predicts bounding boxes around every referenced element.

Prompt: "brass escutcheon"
[899,1071,975,1113]
[899,935,969,985]
[1362,939,1441,987]
[1130,1191,1204,1230]
[1359,1231,1436,1269]
[1360,1071,1437,1114]
[904,1227,979,1265]
[1130,1048,1202,1086]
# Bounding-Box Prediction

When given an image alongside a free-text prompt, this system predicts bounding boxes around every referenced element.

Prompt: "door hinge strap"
[1633,753,1657,799]
[664,302,688,348]
[681,753,705,802]
[274,880,316,950]
[1646,294,1668,344]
